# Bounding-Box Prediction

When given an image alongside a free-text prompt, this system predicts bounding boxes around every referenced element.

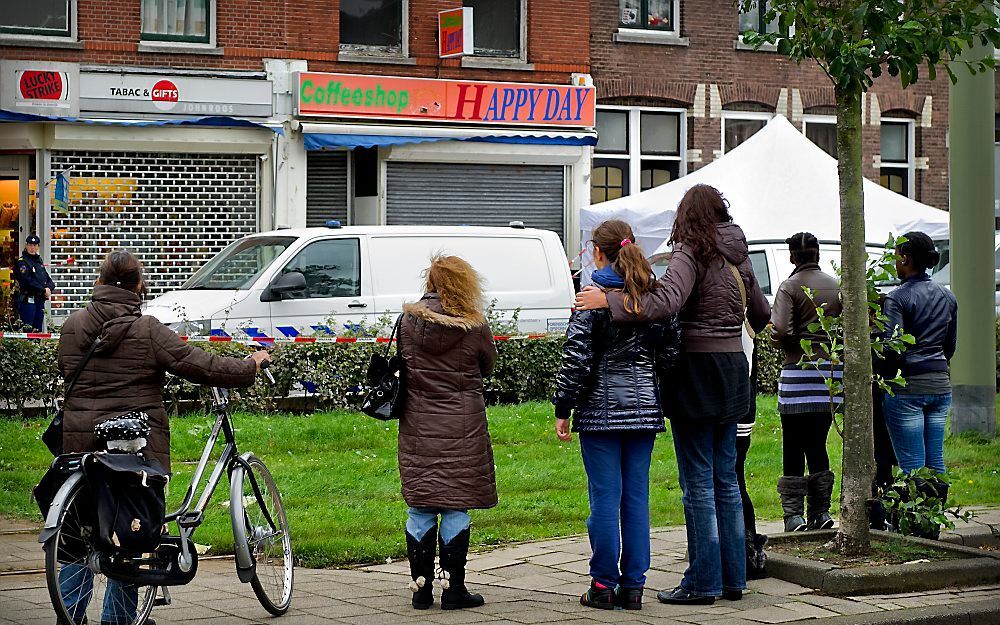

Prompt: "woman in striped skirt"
[770,233,843,532]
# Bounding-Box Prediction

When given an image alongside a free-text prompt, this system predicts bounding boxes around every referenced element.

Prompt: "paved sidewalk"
[1,512,998,625]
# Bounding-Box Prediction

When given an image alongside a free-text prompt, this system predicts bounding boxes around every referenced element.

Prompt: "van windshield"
[182,236,296,290]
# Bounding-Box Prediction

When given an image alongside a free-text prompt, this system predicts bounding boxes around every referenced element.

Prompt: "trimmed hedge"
[1,335,790,416]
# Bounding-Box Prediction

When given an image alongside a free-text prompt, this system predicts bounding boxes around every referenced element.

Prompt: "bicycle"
[39,362,293,625]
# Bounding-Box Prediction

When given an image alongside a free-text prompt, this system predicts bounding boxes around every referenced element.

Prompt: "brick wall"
[0,0,589,84]
[591,0,952,210]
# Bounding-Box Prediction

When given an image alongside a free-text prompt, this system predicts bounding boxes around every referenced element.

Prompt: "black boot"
[405,526,437,609]
[868,479,891,530]
[913,476,950,540]
[745,530,768,580]
[777,476,809,532]
[439,528,484,610]
[807,470,836,530]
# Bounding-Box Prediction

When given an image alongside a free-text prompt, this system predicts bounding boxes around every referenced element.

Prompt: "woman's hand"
[555,419,572,442]
[250,350,271,372]
[575,286,609,311]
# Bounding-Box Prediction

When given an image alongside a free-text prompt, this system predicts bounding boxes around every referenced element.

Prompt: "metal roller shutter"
[386,162,565,237]
[306,152,349,227]
[49,151,258,317]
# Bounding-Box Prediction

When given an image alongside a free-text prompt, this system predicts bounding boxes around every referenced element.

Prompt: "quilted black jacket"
[553,308,681,432]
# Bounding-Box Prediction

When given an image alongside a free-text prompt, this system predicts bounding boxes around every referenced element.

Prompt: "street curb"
[766,530,1000,596]
[802,599,1000,625]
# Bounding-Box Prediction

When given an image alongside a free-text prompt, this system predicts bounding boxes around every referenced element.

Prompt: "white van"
[142,225,574,338]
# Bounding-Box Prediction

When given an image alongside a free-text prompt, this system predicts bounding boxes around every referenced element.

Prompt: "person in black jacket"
[553,219,681,611]
[15,234,55,332]
[881,232,957,475]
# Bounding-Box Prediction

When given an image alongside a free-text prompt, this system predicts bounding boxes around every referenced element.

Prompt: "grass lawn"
[1,396,998,568]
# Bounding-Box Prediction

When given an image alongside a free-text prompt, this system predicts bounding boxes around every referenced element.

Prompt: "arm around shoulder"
[609,251,696,323]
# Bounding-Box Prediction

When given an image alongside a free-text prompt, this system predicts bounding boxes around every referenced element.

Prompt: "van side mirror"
[261,271,306,302]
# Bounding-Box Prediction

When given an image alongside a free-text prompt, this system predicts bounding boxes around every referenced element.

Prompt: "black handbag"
[42,337,102,456]
[361,314,405,421]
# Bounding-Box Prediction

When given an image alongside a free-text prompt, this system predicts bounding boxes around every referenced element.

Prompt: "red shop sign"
[18,71,68,101]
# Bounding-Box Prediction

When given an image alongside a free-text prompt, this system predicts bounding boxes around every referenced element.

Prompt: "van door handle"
[348,302,368,309]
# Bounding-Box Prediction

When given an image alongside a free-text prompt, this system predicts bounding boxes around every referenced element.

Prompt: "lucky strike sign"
[296,72,595,128]
[17,70,70,103]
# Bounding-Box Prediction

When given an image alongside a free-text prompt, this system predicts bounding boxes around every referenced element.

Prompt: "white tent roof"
[581,115,949,255]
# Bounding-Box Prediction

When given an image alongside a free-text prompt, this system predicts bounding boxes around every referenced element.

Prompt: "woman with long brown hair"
[397,255,498,611]
[554,220,680,610]
[576,185,770,605]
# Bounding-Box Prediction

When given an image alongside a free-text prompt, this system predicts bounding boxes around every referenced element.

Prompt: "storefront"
[0,60,278,326]
[293,72,596,252]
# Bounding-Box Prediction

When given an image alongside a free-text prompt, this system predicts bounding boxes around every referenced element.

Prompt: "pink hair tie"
[620,238,632,247]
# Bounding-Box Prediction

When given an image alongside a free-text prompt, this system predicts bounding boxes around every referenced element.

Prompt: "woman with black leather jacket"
[553,220,681,611]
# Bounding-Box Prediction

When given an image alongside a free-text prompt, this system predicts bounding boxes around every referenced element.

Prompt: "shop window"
[593,106,685,203]
[722,114,771,153]
[739,0,784,35]
[619,0,678,33]
[141,0,211,44]
[281,238,362,299]
[0,0,72,37]
[879,119,914,198]
[340,0,404,53]
[803,117,837,158]
[465,0,521,58]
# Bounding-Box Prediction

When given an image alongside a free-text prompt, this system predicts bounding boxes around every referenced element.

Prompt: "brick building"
[0,1,594,323]
[590,0,954,216]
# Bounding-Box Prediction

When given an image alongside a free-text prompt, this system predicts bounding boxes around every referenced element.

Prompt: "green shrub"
[2,331,790,416]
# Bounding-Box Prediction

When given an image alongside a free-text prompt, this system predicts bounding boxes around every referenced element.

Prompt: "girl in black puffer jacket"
[553,219,680,611]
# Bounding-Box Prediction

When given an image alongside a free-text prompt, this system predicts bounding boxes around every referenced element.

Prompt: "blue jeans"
[58,563,138,624]
[579,431,656,589]
[882,392,951,473]
[671,419,745,596]
[17,298,44,332]
[406,507,471,544]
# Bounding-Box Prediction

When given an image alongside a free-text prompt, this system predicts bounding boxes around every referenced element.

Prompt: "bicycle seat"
[95,411,151,453]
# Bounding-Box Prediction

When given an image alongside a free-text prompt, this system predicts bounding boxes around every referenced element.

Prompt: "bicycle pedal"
[154,587,172,606]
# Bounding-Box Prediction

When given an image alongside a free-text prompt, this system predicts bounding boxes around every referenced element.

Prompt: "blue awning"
[301,124,596,150]
[0,109,283,134]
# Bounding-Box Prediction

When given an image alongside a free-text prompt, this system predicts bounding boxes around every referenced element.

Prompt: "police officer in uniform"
[15,234,55,331]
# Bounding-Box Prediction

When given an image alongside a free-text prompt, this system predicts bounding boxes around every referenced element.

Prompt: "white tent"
[581,115,950,256]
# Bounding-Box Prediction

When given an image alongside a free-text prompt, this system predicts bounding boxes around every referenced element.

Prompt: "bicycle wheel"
[44,477,157,625]
[231,453,293,615]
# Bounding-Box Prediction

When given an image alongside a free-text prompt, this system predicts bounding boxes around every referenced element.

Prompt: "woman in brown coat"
[397,255,497,611]
[58,251,268,473]
[55,250,268,625]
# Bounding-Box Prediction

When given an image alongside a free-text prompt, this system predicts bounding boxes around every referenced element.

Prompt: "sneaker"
[656,586,715,605]
[615,587,643,610]
[807,512,835,530]
[722,589,743,601]
[580,580,616,610]
[784,515,807,532]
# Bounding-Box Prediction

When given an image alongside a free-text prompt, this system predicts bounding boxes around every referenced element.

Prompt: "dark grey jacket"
[882,274,957,378]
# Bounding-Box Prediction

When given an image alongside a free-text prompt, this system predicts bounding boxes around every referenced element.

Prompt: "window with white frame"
[619,0,679,34]
[341,0,404,53]
[879,119,914,198]
[0,0,72,37]
[592,107,685,204]
[465,0,522,58]
[722,112,772,153]
[739,0,783,35]
[803,116,837,158]
[141,0,211,44]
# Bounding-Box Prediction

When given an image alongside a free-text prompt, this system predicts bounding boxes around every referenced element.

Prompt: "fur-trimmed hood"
[402,293,487,355]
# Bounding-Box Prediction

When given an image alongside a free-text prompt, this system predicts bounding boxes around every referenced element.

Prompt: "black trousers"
[735,434,755,535]
[780,413,833,476]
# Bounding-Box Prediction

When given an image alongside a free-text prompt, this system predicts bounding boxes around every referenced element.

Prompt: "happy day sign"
[296,72,595,128]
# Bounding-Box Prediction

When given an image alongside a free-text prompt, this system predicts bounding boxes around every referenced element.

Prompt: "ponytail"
[592,220,655,314]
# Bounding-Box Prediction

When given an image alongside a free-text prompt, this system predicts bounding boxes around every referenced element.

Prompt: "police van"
[142,224,574,338]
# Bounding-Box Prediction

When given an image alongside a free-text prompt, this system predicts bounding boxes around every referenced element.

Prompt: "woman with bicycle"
[54,250,269,625]
[397,254,498,611]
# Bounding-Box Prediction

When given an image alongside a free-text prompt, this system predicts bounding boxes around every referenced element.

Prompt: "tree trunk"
[833,84,874,556]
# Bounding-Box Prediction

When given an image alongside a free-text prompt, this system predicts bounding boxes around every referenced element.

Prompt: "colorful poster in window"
[296,72,596,128]
[438,7,473,58]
